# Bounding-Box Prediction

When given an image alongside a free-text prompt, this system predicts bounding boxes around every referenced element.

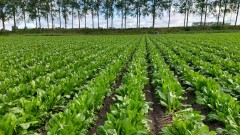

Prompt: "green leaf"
[19,123,30,130]
[19,121,38,130]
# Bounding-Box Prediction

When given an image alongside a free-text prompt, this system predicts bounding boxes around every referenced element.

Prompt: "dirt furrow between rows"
[87,41,140,135]
[145,39,165,135]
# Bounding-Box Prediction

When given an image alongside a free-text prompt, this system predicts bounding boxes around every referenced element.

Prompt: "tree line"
[0,0,239,30]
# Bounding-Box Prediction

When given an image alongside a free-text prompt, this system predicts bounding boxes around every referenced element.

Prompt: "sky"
[1,11,239,30]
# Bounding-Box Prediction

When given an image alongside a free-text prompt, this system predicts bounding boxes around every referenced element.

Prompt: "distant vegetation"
[0,0,239,31]
[1,25,240,35]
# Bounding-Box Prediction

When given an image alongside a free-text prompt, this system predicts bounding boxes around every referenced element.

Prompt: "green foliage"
[161,109,215,135]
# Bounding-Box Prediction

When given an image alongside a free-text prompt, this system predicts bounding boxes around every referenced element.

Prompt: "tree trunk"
[204,0,208,26]
[72,8,74,29]
[184,13,186,27]
[92,9,94,29]
[153,15,155,28]
[107,8,109,30]
[36,19,38,29]
[111,16,113,28]
[152,0,155,28]
[1,16,5,30]
[168,1,172,28]
[137,10,138,28]
[124,0,127,29]
[107,17,108,30]
[85,13,86,28]
[37,5,41,29]
[78,11,81,28]
[200,7,203,25]
[50,2,54,29]
[222,0,227,26]
[139,11,141,28]
[97,10,100,28]
[65,17,67,28]
[184,1,187,27]
[13,11,16,31]
[121,9,123,29]
[217,0,222,26]
[38,16,41,29]
[2,20,5,30]
[186,5,189,27]
[59,8,61,28]
[125,14,127,29]
[47,14,49,29]
[23,11,27,28]
[38,8,41,29]
[235,2,240,26]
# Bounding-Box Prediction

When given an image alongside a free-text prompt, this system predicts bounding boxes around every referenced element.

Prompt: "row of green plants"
[167,34,240,62]
[150,36,240,134]
[147,37,215,135]
[1,44,125,133]
[98,38,150,134]
[45,39,138,134]
[167,37,240,75]
[0,43,105,92]
[0,37,85,73]
[0,36,127,87]
[0,37,136,134]
[159,38,240,100]
[0,42,119,104]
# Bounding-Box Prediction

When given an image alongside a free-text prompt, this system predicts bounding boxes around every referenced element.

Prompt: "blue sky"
[1,12,239,30]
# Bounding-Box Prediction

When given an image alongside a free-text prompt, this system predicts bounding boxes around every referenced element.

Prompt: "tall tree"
[130,0,147,28]
[61,0,70,28]
[0,0,9,30]
[20,0,28,29]
[222,0,232,26]
[8,0,20,31]
[203,0,211,26]
[124,0,131,28]
[176,0,188,27]
[36,0,43,29]
[94,0,102,28]
[115,0,124,28]
[42,0,51,29]
[217,0,223,25]
[212,0,223,25]
[195,0,205,25]
[49,0,55,29]
[141,0,150,28]
[185,0,194,27]
[69,0,79,29]
[82,0,88,28]
[166,0,175,28]
[56,0,62,28]
[102,0,114,29]
[151,0,165,28]
[102,0,110,29]
[235,0,239,26]
[77,0,83,28]
[109,0,115,28]
[89,0,95,29]
[28,0,38,28]
[131,0,140,28]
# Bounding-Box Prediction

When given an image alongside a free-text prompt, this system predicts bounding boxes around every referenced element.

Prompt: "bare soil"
[145,42,168,135]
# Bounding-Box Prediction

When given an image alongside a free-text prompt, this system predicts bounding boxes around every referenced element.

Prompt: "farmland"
[0,33,239,135]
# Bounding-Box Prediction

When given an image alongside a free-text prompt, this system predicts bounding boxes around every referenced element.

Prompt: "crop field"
[0,33,240,135]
